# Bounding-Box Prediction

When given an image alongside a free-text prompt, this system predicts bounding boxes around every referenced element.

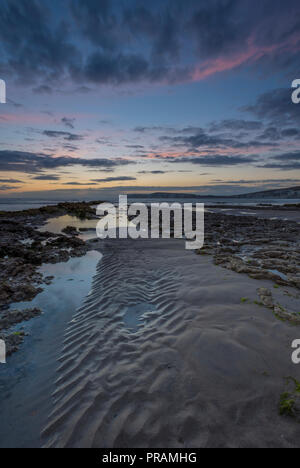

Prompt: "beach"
[41,237,300,448]
[0,202,299,447]
[1,0,300,452]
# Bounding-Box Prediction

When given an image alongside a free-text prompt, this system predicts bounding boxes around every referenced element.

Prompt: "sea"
[0,196,300,212]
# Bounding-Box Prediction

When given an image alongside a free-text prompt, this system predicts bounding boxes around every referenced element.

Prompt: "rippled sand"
[43,238,300,448]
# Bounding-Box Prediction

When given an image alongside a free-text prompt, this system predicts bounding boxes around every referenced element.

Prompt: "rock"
[62,226,79,236]
[257,288,274,308]
[44,276,54,285]
[257,287,272,297]
[279,378,300,421]
[0,307,42,330]
[273,305,300,324]
[0,331,25,356]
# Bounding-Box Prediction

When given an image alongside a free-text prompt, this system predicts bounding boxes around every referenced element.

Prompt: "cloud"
[281,128,300,138]
[64,182,98,186]
[209,119,263,132]
[0,185,19,191]
[0,178,24,183]
[138,170,166,174]
[63,144,79,151]
[7,99,23,108]
[61,117,76,129]
[1,0,299,88]
[0,150,134,173]
[82,51,151,85]
[91,176,137,182]
[242,88,300,125]
[43,130,83,141]
[33,174,60,181]
[261,162,300,170]
[257,127,282,141]
[0,0,81,85]
[33,85,53,95]
[213,178,300,185]
[272,152,300,162]
[134,126,172,133]
[159,128,269,150]
[259,151,300,170]
[166,154,257,166]
[0,185,18,192]
[126,145,145,149]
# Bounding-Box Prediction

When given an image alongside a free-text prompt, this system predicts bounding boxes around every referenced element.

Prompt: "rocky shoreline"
[0,201,102,355]
[199,211,300,324]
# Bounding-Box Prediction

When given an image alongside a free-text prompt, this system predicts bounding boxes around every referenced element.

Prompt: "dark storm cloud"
[0,150,135,173]
[1,0,299,87]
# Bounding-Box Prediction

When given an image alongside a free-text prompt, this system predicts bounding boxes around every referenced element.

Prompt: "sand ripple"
[42,239,300,448]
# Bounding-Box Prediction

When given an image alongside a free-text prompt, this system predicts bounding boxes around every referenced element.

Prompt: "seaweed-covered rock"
[279,378,300,420]
[257,288,274,309]
[0,307,42,330]
[273,305,300,324]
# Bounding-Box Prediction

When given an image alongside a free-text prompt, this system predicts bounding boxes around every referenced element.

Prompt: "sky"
[0,0,300,200]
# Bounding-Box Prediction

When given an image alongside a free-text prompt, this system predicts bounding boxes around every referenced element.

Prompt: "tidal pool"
[0,250,102,448]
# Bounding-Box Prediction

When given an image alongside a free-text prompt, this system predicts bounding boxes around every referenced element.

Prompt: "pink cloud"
[192,33,300,81]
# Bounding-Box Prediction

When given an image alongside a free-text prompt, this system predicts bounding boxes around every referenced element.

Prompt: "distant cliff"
[129,186,300,199]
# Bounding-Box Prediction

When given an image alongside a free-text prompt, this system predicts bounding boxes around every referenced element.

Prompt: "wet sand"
[42,238,300,448]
